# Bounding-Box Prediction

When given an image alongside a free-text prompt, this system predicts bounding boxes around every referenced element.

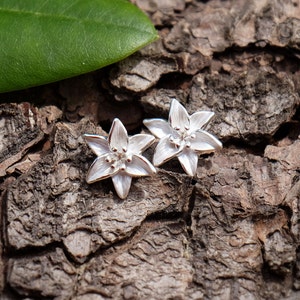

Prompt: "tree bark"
[1,0,300,299]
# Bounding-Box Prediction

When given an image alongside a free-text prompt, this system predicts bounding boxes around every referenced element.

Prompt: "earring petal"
[189,111,214,132]
[191,130,223,152]
[126,155,156,176]
[108,118,128,152]
[178,149,198,176]
[143,118,173,139]
[153,136,180,166]
[86,155,116,184]
[169,99,190,131]
[128,134,155,154]
[112,172,132,199]
[83,134,109,157]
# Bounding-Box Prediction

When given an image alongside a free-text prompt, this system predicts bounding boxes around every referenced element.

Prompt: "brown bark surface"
[1,0,300,299]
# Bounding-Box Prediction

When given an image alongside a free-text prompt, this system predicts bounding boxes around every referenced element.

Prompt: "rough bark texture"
[1,0,300,299]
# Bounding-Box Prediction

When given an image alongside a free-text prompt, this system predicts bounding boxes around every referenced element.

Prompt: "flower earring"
[143,99,222,176]
[84,118,156,199]
[84,99,222,199]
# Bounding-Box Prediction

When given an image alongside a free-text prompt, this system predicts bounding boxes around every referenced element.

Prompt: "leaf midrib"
[0,7,155,36]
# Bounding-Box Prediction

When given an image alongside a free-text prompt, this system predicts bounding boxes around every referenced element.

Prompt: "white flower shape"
[84,118,156,199]
[143,99,222,176]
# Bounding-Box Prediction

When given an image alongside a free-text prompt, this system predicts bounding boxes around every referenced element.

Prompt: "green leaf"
[0,0,158,93]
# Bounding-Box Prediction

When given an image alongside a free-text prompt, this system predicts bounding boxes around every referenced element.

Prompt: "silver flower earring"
[84,118,156,199]
[143,99,222,176]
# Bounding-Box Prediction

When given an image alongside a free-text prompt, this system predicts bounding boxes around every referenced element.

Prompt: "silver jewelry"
[143,99,222,176]
[84,118,156,199]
